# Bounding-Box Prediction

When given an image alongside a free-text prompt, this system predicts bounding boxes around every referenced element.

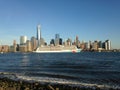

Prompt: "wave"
[0,72,120,89]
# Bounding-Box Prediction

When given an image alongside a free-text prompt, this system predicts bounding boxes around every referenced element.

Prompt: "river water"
[0,52,120,89]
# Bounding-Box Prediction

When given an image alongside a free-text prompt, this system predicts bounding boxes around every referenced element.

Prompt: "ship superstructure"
[33,45,81,53]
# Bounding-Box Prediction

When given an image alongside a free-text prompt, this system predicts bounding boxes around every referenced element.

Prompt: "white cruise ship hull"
[33,46,81,53]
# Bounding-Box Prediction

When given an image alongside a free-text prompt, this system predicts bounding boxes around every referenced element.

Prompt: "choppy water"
[0,52,120,89]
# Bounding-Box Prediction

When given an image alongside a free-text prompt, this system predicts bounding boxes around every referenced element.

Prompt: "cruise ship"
[33,45,81,53]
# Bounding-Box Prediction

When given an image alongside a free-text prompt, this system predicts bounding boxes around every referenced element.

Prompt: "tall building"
[59,38,63,45]
[20,36,27,45]
[26,40,32,52]
[37,25,41,46]
[107,40,111,50]
[92,41,98,50]
[31,37,37,51]
[102,42,105,49]
[75,36,80,47]
[89,41,92,50]
[40,38,45,46]
[85,42,90,50]
[98,41,102,48]
[66,38,72,46]
[105,40,111,50]
[13,40,17,52]
[50,39,55,45]
[76,36,79,45]
[55,34,60,46]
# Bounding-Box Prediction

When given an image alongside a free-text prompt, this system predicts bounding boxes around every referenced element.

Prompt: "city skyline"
[0,0,120,49]
[0,23,115,52]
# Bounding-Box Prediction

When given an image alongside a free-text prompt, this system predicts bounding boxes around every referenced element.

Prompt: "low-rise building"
[0,45,9,52]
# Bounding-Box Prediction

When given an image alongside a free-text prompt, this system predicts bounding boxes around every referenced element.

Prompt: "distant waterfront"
[1,24,116,53]
[82,49,120,52]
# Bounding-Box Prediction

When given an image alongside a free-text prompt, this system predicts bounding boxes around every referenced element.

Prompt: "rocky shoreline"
[0,77,118,90]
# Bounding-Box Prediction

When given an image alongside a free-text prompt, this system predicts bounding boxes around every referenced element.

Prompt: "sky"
[0,0,120,49]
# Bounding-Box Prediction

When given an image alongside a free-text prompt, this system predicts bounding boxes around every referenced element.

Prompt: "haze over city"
[0,0,120,49]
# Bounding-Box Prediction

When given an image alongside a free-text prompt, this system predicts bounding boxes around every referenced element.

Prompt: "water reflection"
[21,54,30,66]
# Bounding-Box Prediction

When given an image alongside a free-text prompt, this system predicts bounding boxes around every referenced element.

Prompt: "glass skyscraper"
[55,34,60,46]
[37,25,41,46]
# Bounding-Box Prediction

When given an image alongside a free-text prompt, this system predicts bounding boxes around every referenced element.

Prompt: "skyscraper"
[59,38,62,45]
[107,40,111,50]
[50,39,55,45]
[98,41,102,48]
[20,36,27,45]
[37,25,41,46]
[55,34,60,46]
[13,40,17,52]
[105,40,111,50]
[31,37,37,51]
[75,36,80,47]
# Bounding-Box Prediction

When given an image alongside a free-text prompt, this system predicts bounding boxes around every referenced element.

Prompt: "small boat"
[0,52,3,54]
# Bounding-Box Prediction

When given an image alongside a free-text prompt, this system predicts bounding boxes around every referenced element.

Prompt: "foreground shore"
[0,77,118,90]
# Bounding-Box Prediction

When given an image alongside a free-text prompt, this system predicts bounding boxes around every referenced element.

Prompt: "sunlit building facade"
[55,34,60,46]
[105,40,111,50]
[20,36,27,45]
[37,25,41,47]
[31,37,37,51]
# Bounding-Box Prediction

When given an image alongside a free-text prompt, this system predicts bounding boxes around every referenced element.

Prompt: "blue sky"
[0,0,120,49]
